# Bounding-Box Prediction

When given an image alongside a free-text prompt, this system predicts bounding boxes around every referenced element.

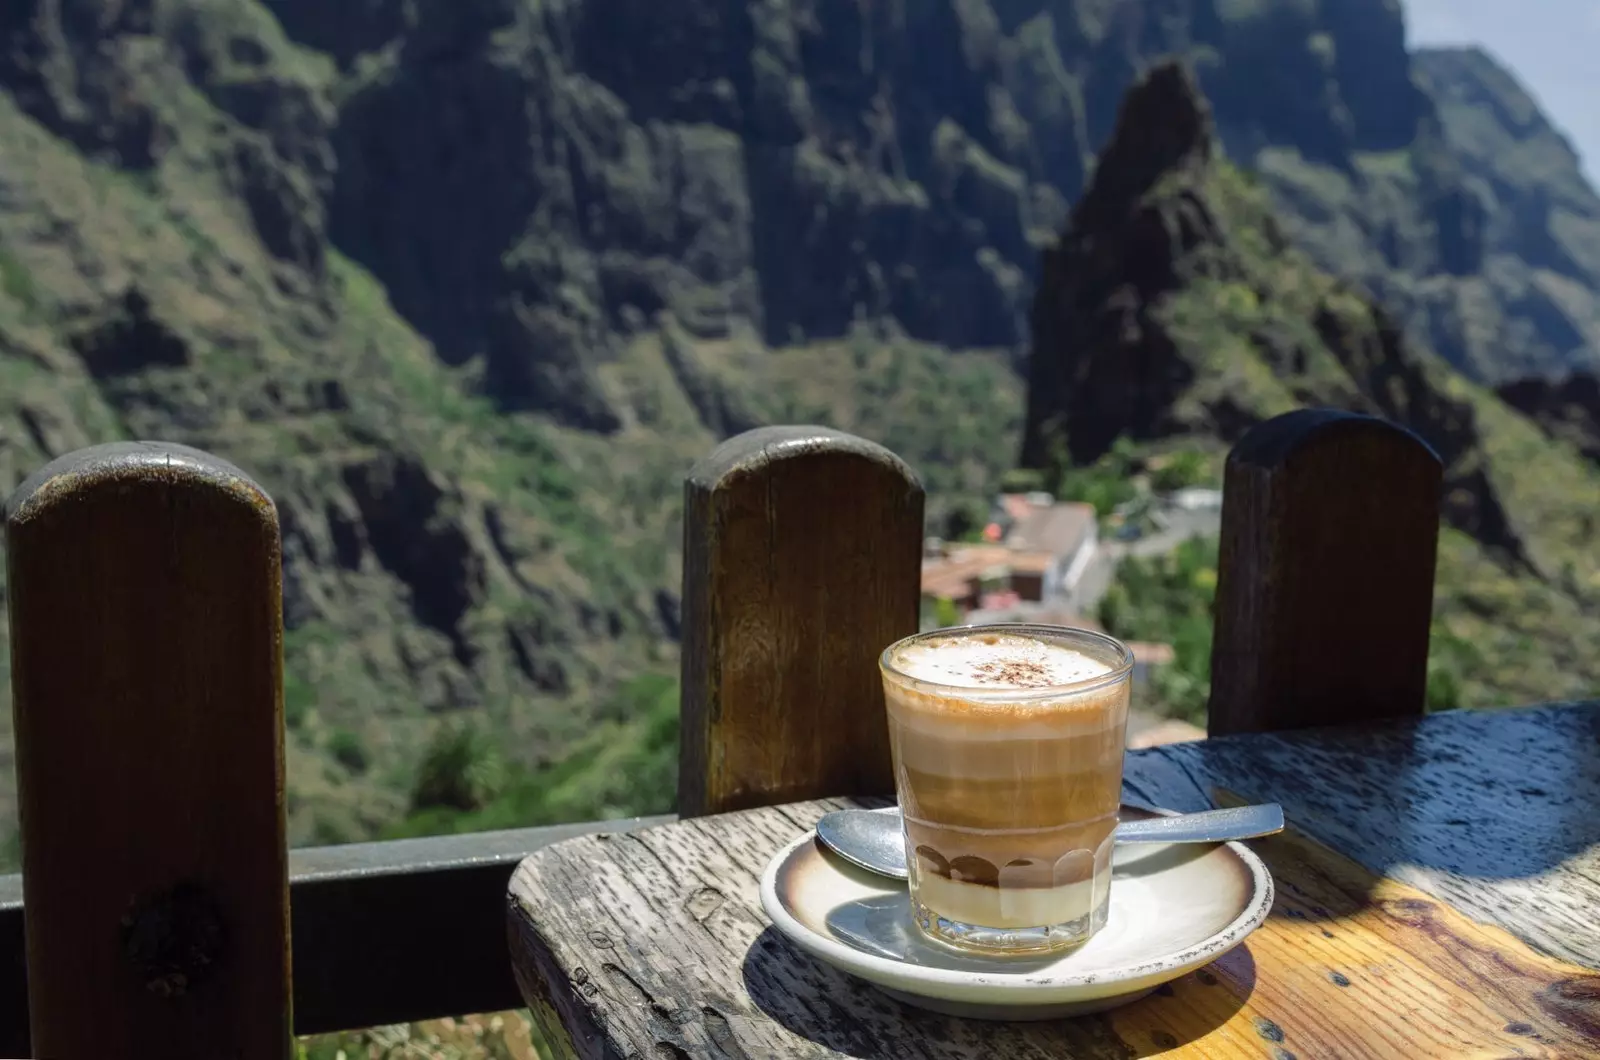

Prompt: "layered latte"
[880,626,1133,954]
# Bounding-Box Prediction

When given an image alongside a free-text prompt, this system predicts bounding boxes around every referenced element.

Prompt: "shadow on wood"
[507,785,1600,1057]
[1208,409,1442,736]
[679,427,924,818]
[5,442,290,1059]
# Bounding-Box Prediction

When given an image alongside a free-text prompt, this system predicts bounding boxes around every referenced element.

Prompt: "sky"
[1405,0,1600,187]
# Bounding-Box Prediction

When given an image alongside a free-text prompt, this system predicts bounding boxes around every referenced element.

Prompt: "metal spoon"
[815,803,1285,881]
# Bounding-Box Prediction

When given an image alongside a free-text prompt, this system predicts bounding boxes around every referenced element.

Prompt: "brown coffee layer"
[896,766,1123,831]
[912,838,1115,929]
[912,846,1099,890]
[892,726,1125,774]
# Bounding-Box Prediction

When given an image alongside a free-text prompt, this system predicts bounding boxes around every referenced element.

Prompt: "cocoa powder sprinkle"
[971,659,1054,687]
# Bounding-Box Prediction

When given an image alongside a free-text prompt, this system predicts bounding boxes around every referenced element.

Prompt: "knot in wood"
[1538,975,1600,1041]
[120,882,227,998]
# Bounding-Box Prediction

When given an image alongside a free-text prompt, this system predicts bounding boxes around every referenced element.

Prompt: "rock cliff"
[1023,60,1600,713]
[1497,371,1600,466]
[1024,61,1521,557]
[2,0,1600,850]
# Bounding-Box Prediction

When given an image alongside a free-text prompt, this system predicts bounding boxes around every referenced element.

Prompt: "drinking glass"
[879,624,1134,955]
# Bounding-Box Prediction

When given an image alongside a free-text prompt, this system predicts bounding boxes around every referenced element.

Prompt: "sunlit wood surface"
[509,703,1600,1058]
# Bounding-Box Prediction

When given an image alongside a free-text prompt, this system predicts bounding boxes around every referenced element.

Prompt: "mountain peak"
[1075,60,1214,223]
[1022,67,1531,568]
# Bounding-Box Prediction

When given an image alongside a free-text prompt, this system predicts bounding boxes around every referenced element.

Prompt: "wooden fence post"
[5,442,290,1059]
[679,426,925,818]
[1208,408,1443,736]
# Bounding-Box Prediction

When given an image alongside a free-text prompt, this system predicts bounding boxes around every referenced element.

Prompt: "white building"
[998,495,1099,602]
[1169,487,1223,512]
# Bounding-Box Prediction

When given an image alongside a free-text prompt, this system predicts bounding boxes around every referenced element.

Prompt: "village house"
[919,543,1056,614]
[924,492,1101,608]
[922,492,1180,702]
[1005,496,1099,601]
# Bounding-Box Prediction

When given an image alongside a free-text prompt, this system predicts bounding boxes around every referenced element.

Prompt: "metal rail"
[0,815,674,1053]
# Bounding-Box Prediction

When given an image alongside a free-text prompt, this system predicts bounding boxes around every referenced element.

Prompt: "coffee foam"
[892,632,1112,691]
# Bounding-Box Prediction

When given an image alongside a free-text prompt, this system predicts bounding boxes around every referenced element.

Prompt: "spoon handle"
[1115,803,1284,843]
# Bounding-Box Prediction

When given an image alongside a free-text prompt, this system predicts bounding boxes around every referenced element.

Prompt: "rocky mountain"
[1497,372,1600,466]
[1411,47,1600,380]
[263,0,1600,388]
[1233,38,1600,384]
[0,0,1031,854]
[1023,59,1600,711]
[2,0,1600,856]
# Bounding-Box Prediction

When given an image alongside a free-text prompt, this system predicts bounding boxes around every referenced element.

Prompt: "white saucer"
[757,807,1274,1021]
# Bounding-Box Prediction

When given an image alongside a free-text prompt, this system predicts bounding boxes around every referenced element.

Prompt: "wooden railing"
[0,408,1442,1057]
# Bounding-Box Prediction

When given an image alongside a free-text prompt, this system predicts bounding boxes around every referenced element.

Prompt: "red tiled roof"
[998,493,1037,522]
[920,547,1055,598]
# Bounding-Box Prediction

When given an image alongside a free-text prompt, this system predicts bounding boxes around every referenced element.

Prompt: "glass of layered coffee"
[879,624,1134,956]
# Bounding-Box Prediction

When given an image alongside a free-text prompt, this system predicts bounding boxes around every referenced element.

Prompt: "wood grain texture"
[1209,408,1442,736]
[679,426,924,818]
[1128,701,1600,971]
[508,704,1600,1058]
[5,442,291,1059]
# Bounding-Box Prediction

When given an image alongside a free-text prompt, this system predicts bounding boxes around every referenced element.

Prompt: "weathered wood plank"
[508,704,1600,1058]
[5,443,291,1059]
[1132,701,1600,970]
[679,426,924,818]
[1104,814,1600,1058]
[1209,408,1442,735]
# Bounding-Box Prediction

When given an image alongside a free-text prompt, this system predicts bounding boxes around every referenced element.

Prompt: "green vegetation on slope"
[385,674,680,839]
[1092,528,1560,727]
[1099,536,1218,726]
[0,0,1027,870]
[2,9,1599,1058]
[298,1013,549,1060]
[3,0,1595,881]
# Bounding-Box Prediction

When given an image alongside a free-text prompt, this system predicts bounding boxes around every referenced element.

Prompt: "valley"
[1,0,1598,890]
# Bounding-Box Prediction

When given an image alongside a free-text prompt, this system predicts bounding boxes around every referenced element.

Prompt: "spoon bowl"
[815,803,1284,881]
